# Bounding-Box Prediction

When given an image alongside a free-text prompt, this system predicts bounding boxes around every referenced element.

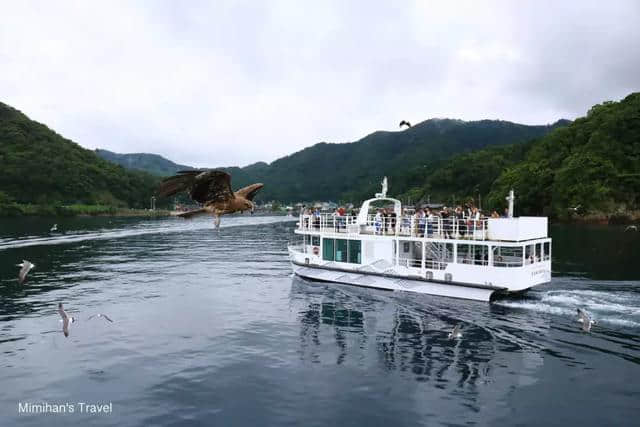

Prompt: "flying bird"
[625,225,638,232]
[157,170,263,228]
[88,313,114,323]
[399,120,411,128]
[58,303,76,338]
[50,224,58,232]
[448,324,462,340]
[576,308,596,332]
[17,260,35,285]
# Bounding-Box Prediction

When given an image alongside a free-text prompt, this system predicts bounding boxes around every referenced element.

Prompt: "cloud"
[1,0,638,167]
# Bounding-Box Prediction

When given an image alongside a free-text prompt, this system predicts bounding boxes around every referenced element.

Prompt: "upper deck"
[297,213,548,242]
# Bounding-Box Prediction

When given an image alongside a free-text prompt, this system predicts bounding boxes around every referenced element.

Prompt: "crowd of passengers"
[302,204,509,238]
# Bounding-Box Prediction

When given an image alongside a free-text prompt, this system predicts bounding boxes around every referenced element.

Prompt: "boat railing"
[298,213,488,241]
[398,257,448,271]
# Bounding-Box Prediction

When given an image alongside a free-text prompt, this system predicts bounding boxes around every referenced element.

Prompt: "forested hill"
[485,92,640,218]
[98,118,566,202]
[95,149,193,176]
[250,118,568,202]
[0,102,159,208]
[397,93,639,219]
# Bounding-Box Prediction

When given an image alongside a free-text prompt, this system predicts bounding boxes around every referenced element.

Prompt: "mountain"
[98,118,566,202]
[252,118,568,202]
[95,149,194,176]
[485,93,640,217]
[0,102,160,208]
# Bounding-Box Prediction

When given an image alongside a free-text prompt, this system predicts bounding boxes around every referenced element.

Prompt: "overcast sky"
[1,1,639,167]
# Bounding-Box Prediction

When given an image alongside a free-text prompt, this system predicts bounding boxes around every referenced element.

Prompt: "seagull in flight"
[448,324,462,339]
[156,170,263,229]
[17,260,35,285]
[576,308,596,332]
[625,225,638,232]
[399,120,412,128]
[88,313,113,323]
[58,303,76,337]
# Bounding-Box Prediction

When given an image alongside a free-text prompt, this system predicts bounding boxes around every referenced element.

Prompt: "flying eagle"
[399,120,411,128]
[157,170,264,228]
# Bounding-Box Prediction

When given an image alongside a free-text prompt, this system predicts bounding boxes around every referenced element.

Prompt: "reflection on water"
[0,216,639,426]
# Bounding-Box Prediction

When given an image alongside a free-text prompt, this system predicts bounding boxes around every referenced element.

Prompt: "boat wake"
[0,216,296,251]
[496,283,640,329]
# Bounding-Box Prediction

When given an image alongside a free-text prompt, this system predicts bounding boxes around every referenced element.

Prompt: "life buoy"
[312,246,319,255]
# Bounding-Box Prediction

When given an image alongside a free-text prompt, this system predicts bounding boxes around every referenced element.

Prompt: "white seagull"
[50,224,58,232]
[17,260,35,285]
[58,303,76,337]
[576,308,596,332]
[448,324,462,340]
[88,313,114,323]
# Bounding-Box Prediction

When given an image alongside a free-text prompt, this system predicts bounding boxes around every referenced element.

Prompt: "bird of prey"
[16,260,35,285]
[448,324,462,339]
[157,170,264,228]
[576,308,596,332]
[625,225,638,232]
[58,303,76,338]
[399,120,411,128]
[50,224,58,232]
[88,313,114,323]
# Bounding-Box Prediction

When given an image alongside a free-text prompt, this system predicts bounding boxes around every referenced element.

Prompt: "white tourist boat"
[288,178,552,301]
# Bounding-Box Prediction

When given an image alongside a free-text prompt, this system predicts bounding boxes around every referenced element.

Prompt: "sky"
[1,0,639,168]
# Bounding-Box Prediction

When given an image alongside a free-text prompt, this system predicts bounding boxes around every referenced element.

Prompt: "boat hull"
[291,261,505,302]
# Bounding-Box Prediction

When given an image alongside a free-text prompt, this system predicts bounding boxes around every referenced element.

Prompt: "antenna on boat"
[376,176,388,199]
[506,189,515,218]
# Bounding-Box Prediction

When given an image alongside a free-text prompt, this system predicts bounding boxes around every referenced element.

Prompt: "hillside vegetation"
[0,102,160,213]
[399,93,639,219]
[101,119,563,203]
[486,93,640,218]
[95,149,193,176]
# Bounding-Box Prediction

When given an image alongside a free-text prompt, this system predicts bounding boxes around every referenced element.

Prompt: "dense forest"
[396,93,640,219]
[0,102,161,214]
[486,93,640,218]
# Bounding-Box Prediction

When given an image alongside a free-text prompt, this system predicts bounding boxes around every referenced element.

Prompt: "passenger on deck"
[491,210,500,218]
[417,208,426,237]
[390,209,397,234]
[425,208,434,237]
[440,207,451,238]
[374,209,383,235]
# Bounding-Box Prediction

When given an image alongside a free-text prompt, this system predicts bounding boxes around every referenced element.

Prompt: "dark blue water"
[1,217,639,426]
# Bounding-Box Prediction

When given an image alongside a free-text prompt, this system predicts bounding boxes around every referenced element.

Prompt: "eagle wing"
[234,183,264,201]
[157,170,235,204]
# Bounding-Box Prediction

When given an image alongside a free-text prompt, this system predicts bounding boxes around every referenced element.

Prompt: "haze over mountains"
[96,118,568,202]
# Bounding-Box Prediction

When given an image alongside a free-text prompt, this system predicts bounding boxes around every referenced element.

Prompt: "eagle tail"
[175,208,208,218]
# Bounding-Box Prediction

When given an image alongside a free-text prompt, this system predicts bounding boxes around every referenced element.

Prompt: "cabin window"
[323,238,334,261]
[403,242,411,253]
[543,241,551,261]
[457,244,487,265]
[535,243,542,262]
[525,244,535,264]
[335,239,348,262]
[348,240,361,264]
[304,235,310,245]
[493,246,523,267]
[312,236,320,246]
